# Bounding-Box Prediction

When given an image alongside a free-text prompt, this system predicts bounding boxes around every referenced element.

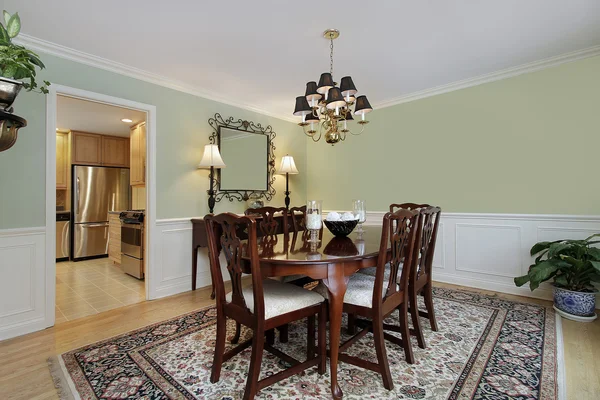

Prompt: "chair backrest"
[245,206,289,240]
[205,212,265,320]
[289,205,307,233]
[389,202,430,213]
[389,203,441,281]
[413,206,441,281]
[372,209,420,310]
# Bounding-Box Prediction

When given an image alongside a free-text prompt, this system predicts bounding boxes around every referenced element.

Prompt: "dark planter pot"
[553,285,597,321]
[0,76,24,111]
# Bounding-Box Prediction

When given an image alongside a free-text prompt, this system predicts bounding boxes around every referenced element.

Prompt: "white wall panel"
[0,228,46,341]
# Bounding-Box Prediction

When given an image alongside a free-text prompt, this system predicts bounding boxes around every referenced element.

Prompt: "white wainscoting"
[356,211,600,305]
[0,227,47,341]
[154,218,227,299]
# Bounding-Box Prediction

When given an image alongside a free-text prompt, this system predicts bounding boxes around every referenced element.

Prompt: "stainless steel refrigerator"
[72,166,130,260]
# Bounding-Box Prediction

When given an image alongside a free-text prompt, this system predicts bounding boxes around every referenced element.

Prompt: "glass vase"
[352,199,366,234]
[306,200,322,243]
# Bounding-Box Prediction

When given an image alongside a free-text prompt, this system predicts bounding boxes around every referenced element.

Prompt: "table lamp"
[197,144,226,213]
[277,154,299,209]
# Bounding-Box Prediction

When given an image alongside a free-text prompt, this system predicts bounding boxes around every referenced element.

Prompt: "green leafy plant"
[0,10,50,94]
[514,234,600,292]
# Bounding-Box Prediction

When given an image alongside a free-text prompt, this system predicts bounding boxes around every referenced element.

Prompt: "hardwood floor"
[0,282,597,399]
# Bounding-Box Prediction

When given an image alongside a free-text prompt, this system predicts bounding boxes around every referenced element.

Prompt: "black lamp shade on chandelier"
[340,76,357,97]
[293,96,312,116]
[354,95,373,115]
[326,87,346,110]
[305,81,322,104]
[317,72,334,95]
[305,111,319,122]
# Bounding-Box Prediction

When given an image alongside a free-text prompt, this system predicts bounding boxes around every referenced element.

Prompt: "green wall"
[0,53,305,229]
[306,56,600,215]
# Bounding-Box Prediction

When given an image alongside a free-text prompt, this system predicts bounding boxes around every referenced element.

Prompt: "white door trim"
[45,84,157,329]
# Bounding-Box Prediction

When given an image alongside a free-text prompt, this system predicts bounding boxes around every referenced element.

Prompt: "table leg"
[192,246,198,291]
[322,263,349,399]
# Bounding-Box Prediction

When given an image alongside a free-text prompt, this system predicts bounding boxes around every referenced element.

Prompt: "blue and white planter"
[553,286,597,322]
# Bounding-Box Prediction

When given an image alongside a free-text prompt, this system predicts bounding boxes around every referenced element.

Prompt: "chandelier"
[293,29,373,145]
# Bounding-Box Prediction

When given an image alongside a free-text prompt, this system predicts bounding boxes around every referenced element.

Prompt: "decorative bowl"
[324,219,358,237]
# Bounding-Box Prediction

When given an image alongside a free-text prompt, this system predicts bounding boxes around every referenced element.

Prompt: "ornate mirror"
[208,113,276,203]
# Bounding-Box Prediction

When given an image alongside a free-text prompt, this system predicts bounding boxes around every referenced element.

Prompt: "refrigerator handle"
[61,222,69,257]
[75,177,80,215]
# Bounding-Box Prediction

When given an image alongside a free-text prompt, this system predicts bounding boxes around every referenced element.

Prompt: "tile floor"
[55,258,145,323]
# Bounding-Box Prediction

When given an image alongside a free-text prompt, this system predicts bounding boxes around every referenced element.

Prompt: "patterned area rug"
[50,288,560,399]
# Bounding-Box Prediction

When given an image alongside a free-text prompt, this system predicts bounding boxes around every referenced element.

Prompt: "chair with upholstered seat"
[314,209,420,390]
[357,203,441,349]
[206,213,327,400]
[396,205,441,339]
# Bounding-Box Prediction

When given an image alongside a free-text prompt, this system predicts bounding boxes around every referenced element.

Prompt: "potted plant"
[0,10,50,111]
[514,234,600,322]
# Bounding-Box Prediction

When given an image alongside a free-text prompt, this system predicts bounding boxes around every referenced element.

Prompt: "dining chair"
[314,209,421,390]
[244,206,289,240]
[357,203,441,348]
[402,205,441,337]
[205,212,327,400]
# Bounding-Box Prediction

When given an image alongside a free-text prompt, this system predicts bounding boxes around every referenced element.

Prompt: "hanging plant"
[0,10,50,97]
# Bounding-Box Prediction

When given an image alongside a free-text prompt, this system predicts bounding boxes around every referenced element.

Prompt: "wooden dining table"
[239,226,386,399]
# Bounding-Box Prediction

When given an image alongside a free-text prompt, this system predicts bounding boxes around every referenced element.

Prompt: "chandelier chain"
[329,35,334,76]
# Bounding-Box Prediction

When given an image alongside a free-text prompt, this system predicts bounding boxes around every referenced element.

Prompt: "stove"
[119,211,145,279]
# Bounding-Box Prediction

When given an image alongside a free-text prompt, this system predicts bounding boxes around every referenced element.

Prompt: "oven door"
[121,223,142,259]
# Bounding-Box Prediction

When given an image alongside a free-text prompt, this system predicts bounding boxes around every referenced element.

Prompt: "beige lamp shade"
[278,155,299,174]
[197,144,226,169]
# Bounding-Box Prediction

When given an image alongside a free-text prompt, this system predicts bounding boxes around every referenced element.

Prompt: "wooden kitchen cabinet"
[130,122,146,186]
[102,136,130,167]
[71,131,103,165]
[71,131,129,167]
[56,131,69,189]
[108,213,122,264]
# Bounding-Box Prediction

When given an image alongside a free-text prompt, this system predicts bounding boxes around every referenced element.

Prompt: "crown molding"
[15,34,600,119]
[14,34,297,123]
[373,45,600,110]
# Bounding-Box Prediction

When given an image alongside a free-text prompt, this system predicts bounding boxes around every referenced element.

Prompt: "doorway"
[45,85,156,327]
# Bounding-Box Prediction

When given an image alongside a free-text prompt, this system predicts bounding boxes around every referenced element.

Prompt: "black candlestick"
[208,165,216,213]
[284,172,291,210]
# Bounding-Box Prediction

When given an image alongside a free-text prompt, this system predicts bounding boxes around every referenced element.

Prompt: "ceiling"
[57,95,146,136]
[9,1,600,120]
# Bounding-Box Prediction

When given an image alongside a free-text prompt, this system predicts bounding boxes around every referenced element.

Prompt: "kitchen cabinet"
[108,212,122,264]
[71,131,102,165]
[130,122,146,186]
[56,131,69,189]
[71,131,129,167]
[102,136,130,167]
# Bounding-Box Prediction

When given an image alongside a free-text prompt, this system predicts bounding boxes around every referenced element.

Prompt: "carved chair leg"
[266,329,275,345]
[373,316,393,390]
[398,302,415,364]
[409,289,426,349]
[210,314,226,383]
[423,283,438,331]
[307,315,315,361]
[243,326,265,400]
[318,303,327,375]
[347,313,356,335]
[230,322,242,344]
[279,324,289,343]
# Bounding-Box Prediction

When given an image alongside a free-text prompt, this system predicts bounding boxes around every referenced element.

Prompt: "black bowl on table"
[324,219,359,237]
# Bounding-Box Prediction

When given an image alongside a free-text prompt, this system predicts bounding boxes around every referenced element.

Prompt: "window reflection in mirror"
[219,127,268,191]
